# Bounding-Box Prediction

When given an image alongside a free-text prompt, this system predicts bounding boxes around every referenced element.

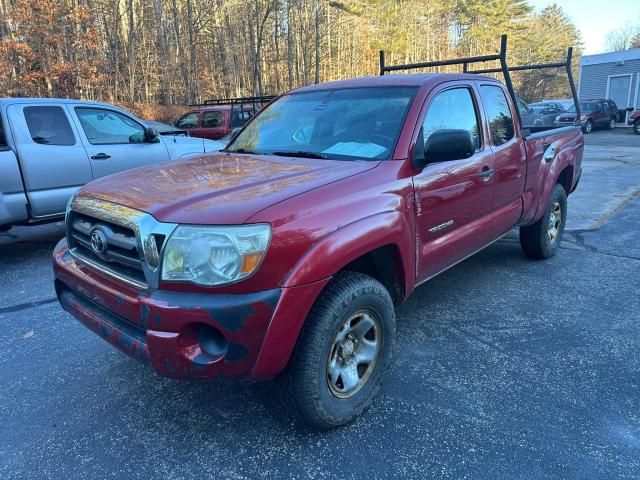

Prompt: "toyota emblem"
[90,228,108,256]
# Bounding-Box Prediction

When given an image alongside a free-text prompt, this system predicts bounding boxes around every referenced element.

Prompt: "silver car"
[0,98,224,231]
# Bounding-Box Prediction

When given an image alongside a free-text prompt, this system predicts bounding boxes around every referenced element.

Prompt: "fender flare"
[252,210,414,378]
[529,146,574,224]
[283,210,414,293]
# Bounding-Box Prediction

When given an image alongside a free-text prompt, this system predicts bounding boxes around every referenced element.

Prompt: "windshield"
[568,102,596,113]
[227,87,418,161]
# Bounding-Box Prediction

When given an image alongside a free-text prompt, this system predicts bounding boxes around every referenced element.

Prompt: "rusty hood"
[76,152,378,224]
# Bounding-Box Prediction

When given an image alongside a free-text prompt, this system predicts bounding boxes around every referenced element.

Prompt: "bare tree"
[0,0,584,121]
[605,22,640,51]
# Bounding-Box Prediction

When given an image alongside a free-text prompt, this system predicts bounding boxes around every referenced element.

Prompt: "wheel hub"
[327,311,381,399]
[340,338,355,358]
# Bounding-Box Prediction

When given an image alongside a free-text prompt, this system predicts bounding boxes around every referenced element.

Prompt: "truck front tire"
[634,120,640,135]
[582,120,593,134]
[519,183,567,259]
[277,271,395,429]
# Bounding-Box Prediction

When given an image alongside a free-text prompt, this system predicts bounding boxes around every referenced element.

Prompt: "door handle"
[479,166,495,179]
[91,153,111,160]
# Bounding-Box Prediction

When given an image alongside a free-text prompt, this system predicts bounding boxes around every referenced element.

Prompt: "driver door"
[72,106,170,179]
[413,83,496,283]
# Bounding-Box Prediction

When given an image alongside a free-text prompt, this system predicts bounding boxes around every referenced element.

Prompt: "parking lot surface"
[1,130,639,479]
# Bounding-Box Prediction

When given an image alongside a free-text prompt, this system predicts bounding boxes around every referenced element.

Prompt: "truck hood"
[77,153,378,224]
[160,135,225,157]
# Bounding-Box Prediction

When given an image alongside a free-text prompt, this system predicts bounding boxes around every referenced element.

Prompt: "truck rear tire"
[276,271,395,429]
[519,184,567,259]
[608,117,616,130]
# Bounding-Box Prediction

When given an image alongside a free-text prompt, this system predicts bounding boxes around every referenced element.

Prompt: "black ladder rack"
[379,34,580,127]
[188,95,277,108]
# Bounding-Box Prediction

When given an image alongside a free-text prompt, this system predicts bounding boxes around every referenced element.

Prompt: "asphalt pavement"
[1,129,639,479]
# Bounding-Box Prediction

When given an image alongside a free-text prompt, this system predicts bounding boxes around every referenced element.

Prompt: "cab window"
[230,110,253,128]
[176,112,199,129]
[479,85,515,146]
[421,87,481,150]
[202,111,223,128]
[24,106,76,146]
[75,108,146,145]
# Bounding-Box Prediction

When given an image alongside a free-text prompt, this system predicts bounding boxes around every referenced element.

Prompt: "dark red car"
[54,72,584,428]
[628,109,640,134]
[174,97,274,140]
[554,99,619,133]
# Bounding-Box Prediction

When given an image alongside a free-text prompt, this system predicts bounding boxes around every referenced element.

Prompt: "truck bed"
[520,126,584,226]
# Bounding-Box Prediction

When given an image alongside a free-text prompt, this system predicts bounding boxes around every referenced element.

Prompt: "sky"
[528,0,640,54]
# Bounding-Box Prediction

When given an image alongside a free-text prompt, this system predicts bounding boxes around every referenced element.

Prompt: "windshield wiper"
[272,150,327,159]
[229,148,259,154]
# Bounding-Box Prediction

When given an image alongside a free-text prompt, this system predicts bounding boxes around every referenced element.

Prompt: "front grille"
[68,211,147,287]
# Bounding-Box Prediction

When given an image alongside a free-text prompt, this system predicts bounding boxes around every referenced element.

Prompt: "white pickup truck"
[0,98,224,231]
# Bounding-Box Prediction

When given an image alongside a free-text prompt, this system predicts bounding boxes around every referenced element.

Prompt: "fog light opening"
[197,324,228,358]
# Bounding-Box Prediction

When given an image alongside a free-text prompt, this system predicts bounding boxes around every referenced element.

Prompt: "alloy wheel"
[547,201,562,243]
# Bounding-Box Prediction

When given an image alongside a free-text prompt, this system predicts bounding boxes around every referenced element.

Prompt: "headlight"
[555,116,560,122]
[161,224,271,286]
[580,115,587,121]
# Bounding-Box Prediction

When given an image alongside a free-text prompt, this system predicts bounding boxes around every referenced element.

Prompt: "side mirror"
[627,107,635,112]
[144,127,159,143]
[413,128,474,169]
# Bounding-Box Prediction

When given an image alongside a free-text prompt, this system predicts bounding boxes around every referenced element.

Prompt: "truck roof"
[293,73,498,93]
[0,98,118,108]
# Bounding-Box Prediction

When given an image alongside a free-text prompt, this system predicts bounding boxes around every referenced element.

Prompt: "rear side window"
[24,106,76,146]
[422,87,481,150]
[202,111,223,128]
[176,112,199,129]
[479,85,514,146]
[75,108,146,145]
[230,110,253,128]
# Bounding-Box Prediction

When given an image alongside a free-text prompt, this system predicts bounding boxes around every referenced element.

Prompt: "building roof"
[580,49,640,67]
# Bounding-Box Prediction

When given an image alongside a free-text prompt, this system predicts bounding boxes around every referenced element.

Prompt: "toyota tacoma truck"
[53,71,584,428]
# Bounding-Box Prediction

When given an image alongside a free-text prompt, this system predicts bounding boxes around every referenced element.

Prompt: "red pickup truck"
[174,96,275,141]
[53,73,583,429]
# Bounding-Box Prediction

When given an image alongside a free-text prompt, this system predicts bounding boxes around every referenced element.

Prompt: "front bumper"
[53,239,283,380]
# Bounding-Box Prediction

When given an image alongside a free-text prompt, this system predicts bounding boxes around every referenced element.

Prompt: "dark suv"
[555,99,618,134]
